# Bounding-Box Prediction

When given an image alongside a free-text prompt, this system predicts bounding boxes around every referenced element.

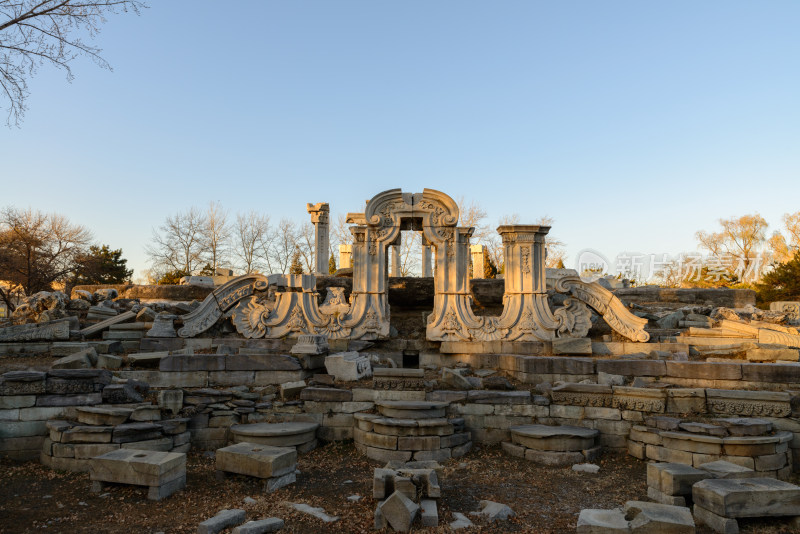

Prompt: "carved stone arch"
[363,188,460,248]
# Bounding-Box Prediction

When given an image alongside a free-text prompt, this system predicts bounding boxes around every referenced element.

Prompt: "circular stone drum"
[229,422,319,448]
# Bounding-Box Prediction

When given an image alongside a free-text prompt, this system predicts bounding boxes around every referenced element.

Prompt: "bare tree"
[456,196,490,242]
[296,221,315,274]
[269,218,298,274]
[233,211,271,274]
[203,201,230,273]
[696,214,769,272]
[0,0,144,126]
[536,215,567,268]
[146,207,206,279]
[396,231,422,276]
[0,206,92,309]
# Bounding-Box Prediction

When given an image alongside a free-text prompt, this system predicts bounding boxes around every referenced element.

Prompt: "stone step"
[371,417,456,437]
[510,424,599,452]
[375,401,449,420]
[229,422,319,448]
[76,406,134,426]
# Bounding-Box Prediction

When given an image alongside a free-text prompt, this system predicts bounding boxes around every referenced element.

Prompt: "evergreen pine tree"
[289,249,303,274]
[756,251,800,304]
[483,247,497,279]
[329,252,337,274]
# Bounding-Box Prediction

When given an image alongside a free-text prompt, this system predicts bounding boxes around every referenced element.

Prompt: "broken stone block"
[198,509,247,534]
[420,499,438,527]
[90,449,186,501]
[76,406,133,426]
[692,477,800,518]
[450,512,474,530]
[441,367,473,390]
[146,313,177,338]
[97,354,123,369]
[692,504,739,534]
[477,500,515,522]
[279,380,305,400]
[573,463,601,474]
[231,518,284,534]
[324,351,371,381]
[696,460,758,480]
[158,390,183,415]
[379,490,420,532]
[647,462,709,496]
[290,334,328,355]
[576,508,629,533]
[289,503,339,523]
[624,501,695,533]
[216,442,297,479]
[51,348,97,370]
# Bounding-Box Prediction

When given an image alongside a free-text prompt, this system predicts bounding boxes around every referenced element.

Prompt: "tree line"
[0,207,132,311]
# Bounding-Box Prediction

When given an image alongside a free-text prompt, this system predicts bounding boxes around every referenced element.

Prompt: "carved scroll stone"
[0,318,71,342]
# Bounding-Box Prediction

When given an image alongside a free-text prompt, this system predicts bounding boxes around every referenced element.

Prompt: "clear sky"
[2,1,799,279]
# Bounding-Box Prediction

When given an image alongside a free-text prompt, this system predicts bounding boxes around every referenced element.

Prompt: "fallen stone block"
[624,500,695,533]
[576,508,629,533]
[420,499,438,527]
[476,500,515,522]
[692,477,800,518]
[198,509,247,534]
[289,503,339,523]
[379,490,420,532]
[231,518,284,534]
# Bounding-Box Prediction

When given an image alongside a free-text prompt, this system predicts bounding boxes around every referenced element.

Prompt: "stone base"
[502,440,602,467]
[693,505,739,534]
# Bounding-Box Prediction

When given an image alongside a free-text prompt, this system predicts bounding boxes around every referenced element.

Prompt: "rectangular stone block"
[666,361,742,380]
[159,354,225,372]
[0,420,47,438]
[226,353,302,371]
[646,444,692,464]
[741,363,800,384]
[217,442,296,478]
[90,448,185,488]
[692,477,800,518]
[597,359,666,376]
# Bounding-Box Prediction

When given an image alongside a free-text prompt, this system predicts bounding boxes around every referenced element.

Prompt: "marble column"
[339,244,353,269]
[471,244,485,279]
[306,202,330,275]
[422,245,432,277]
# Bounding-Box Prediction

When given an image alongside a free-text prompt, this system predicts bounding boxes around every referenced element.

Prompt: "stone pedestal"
[89,448,186,500]
[229,422,319,453]
[502,424,601,466]
[216,442,297,492]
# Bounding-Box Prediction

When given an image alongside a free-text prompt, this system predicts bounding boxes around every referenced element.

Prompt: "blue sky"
[2,1,798,279]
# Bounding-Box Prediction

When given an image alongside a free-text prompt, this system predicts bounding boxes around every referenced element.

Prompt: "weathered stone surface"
[510,424,598,451]
[324,351,371,381]
[97,354,123,369]
[420,499,438,527]
[552,337,593,355]
[706,390,791,418]
[693,477,800,518]
[624,500,695,533]
[289,503,339,523]
[112,423,163,443]
[441,367,473,390]
[90,448,185,498]
[216,442,296,479]
[0,318,71,342]
[692,504,739,534]
[229,422,318,448]
[477,500,515,522]
[36,393,102,407]
[666,361,742,380]
[231,518,284,534]
[198,509,247,534]
[102,384,144,404]
[147,313,177,338]
[576,508,630,533]
[647,462,709,496]
[299,387,352,402]
[76,406,133,426]
[225,353,302,371]
[158,390,183,415]
[597,359,666,377]
[697,460,757,479]
[715,417,773,436]
[379,490,419,532]
[376,401,448,419]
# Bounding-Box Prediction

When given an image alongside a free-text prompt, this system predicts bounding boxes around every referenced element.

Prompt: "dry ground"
[1,444,798,534]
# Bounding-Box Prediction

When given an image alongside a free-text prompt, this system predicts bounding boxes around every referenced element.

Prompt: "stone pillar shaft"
[339,244,353,269]
[470,244,485,279]
[422,245,432,277]
[306,203,330,275]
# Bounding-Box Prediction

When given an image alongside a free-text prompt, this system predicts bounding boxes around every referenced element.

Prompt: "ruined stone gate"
[179,188,649,344]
